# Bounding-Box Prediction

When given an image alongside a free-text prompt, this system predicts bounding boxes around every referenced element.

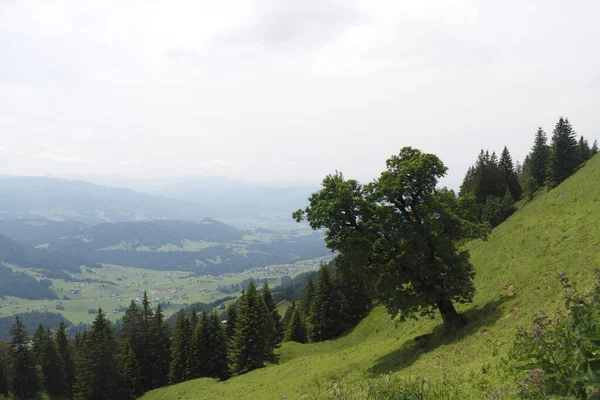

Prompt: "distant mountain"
[0,233,100,272]
[0,176,208,224]
[40,219,328,274]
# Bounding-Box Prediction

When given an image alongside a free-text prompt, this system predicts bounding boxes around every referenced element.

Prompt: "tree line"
[460,117,597,227]
[0,270,369,400]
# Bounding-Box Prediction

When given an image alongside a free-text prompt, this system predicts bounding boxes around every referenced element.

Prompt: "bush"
[509,270,600,399]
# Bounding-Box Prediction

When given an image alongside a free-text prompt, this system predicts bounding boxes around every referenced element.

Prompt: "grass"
[142,155,600,400]
[0,257,331,324]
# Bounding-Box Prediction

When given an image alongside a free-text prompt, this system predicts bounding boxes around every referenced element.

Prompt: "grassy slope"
[142,155,600,400]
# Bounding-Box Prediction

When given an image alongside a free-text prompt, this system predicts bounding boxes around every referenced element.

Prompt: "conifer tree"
[308,265,343,342]
[281,301,295,332]
[262,280,283,360]
[301,277,315,318]
[592,140,599,156]
[7,317,39,399]
[0,341,7,396]
[206,311,229,380]
[547,117,579,187]
[225,303,237,342]
[138,292,154,392]
[117,342,139,400]
[147,304,170,389]
[578,136,591,164]
[229,280,274,374]
[527,127,550,187]
[73,308,119,400]
[188,311,210,379]
[168,311,190,384]
[56,322,75,398]
[38,328,66,397]
[190,308,199,330]
[284,304,307,343]
[499,146,521,200]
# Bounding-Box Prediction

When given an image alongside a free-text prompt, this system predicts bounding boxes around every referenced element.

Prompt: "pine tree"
[225,302,237,342]
[281,301,295,332]
[547,117,579,187]
[38,328,66,397]
[301,277,315,318]
[7,317,39,399]
[147,304,170,389]
[138,292,154,393]
[308,265,343,342]
[592,140,599,156]
[56,322,76,398]
[499,146,521,200]
[73,308,119,400]
[190,308,199,330]
[528,127,550,187]
[578,136,591,164]
[206,311,229,380]
[229,280,274,374]
[284,304,307,343]
[188,311,210,379]
[117,342,139,400]
[0,341,8,396]
[168,311,190,384]
[261,280,283,361]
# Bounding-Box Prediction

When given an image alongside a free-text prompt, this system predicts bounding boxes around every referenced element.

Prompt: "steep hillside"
[142,155,600,399]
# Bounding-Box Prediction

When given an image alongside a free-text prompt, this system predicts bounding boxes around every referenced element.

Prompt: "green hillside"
[142,154,600,399]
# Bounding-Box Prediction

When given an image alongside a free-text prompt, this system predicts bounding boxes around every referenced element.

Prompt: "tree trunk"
[436,298,465,331]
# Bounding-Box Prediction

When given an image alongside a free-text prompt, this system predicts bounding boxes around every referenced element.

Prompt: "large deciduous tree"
[294,147,486,331]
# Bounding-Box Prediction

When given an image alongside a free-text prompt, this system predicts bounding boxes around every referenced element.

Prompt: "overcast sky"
[1,0,598,189]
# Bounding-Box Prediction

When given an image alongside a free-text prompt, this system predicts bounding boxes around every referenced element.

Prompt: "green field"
[142,155,600,399]
[0,256,332,325]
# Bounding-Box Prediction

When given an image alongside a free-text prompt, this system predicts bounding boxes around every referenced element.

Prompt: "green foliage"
[510,271,600,398]
[499,146,522,200]
[117,342,139,400]
[225,302,237,342]
[56,322,75,397]
[284,303,307,344]
[73,308,120,400]
[547,117,579,187]
[308,265,344,342]
[8,317,39,399]
[0,265,56,300]
[262,280,283,361]
[168,311,190,385]
[295,148,486,331]
[526,127,550,188]
[301,277,316,318]
[229,280,276,374]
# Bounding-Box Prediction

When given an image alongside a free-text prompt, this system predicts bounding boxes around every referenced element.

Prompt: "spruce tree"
[190,308,199,330]
[591,140,599,156]
[308,265,343,342]
[73,308,119,400]
[547,117,579,187]
[8,317,39,399]
[281,301,295,332]
[301,277,315,318]
[38,328,66,397]
[284,304,307,343]
[188,311,210,379]
[0,341,7,396]
[138,292,154,393]
[56,322,76,398]
[206,311,229,380]
[261,280,283,361]
[229,280,274,374]
[225,303,237,342]
[117,342,139,400]
[578,136,591,164]
[528,127,550,187]
[168,311,190,384]
[499,146,521,200]
[147,304,170,389]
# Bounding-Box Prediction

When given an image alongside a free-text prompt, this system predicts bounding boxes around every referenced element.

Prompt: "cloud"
[33,141,91,164]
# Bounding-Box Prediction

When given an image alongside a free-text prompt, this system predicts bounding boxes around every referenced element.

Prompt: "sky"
[1,0,599,189]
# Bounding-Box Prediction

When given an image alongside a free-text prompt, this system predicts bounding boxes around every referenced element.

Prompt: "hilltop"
[142,154,600,399]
